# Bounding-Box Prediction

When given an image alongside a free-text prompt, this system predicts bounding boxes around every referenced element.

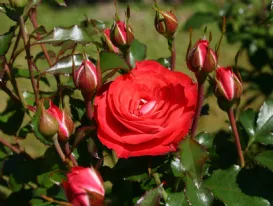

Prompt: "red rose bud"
[186,39,217,73]
[214,66,243,102]
[103,29,119,53]
[47,101,74,142]
[154,10,178,38]
[62,166,105,206]
[38,104,59,138]
[73,59,98,101]
[110,20,134,47]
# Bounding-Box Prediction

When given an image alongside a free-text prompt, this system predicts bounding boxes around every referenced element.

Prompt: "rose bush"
[94,60,197,158]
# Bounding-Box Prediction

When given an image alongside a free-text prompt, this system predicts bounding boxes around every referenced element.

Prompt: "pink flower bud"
[187,40,217,73]
[62,166,105,206]
[38,104,59,138]
[103,29,119,53]
[110,20,134,47]
[154,10,178,38]
[73,59,98,101]
[47,101,74,142]
[214,66,243,102]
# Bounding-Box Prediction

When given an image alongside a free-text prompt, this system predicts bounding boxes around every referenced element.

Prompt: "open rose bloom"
[94,60,197,158]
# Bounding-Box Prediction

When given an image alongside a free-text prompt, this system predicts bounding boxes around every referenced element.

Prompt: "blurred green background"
[0,0,270,157]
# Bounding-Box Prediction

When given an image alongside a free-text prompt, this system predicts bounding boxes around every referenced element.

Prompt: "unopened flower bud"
[62,166,105,206]
[187,39,217,73]
[38,105,59,138]
[154,10,178,38]
[103,29,119,53]
[8,0,28,8]
[214,66,243,103]
[47,101,74,142]
[110,21,134,47]
[73,59,98,101]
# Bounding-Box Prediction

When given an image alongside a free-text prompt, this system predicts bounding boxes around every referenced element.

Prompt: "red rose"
[94,60,197,158]
[62,166,105,206]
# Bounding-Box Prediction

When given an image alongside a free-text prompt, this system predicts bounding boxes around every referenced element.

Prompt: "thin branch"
[228,107,245,167]
[19,15,39,105]
[64,143,78,167]
[0,137,21,154]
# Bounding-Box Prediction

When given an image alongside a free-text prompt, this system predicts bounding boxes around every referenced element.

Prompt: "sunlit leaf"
[179,136,208,182]
[37,25,93,45]
[166,192,188,206]
[184,176,213,206]
[46,54,83,74]
[256,99,273,138]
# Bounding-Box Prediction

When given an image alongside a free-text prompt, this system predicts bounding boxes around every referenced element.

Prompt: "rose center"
[136,99,156,116]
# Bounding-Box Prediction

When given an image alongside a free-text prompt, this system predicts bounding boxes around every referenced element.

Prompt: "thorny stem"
[0,137,21,154]
[190,81,205,138]
[29,7,61,89]
[227,107,245,167]
[9,28,21,66]
[19,15,39,105]
[52,134,67,163]
[2,57,25,106]
[152,173,168,202]
[64,142,78,167]
[168,38,176,71]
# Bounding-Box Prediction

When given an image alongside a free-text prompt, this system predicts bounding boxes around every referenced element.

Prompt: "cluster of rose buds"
[103,28,119,53]
[62,166,105,206]
[110,20,134,48]
[186,37,243,109]
[38,100,74,142]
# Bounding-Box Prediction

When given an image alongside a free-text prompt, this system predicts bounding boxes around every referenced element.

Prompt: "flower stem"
[190,82,205,138]
[227,107,245,167]
[85,99,93,121]
[168,38,176,71]
[19,15,39,105]
[152,173,168,202]
[64,142,78,167]
[52,134,66,163]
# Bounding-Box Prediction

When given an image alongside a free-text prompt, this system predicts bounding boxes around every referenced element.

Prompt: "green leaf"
[240,108,256,137]
[0,100,24,135]
[69,97,85,121]
[195,132,214,148]
[256,99,273,137]
[254,151,273,172]
[0,28,14,55]
[37,25,93,45]
[37,170,65,188]
[100,52,128,73]
[156,57,171,68]
[31,103,53,146]
[166,192,188,206]
[184,176,213,206]
[80,19,106,36]
[171,157,185,178]
[54,0,67,6]
[179,136,208,182]
[255,133,273,145]
[136,185,162,206]
[204,165,270,206]
[0,3,23,22]
[183,12,216,31]
[14,68,50,85]
[46,54,83,74]
[128,39,147,68]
